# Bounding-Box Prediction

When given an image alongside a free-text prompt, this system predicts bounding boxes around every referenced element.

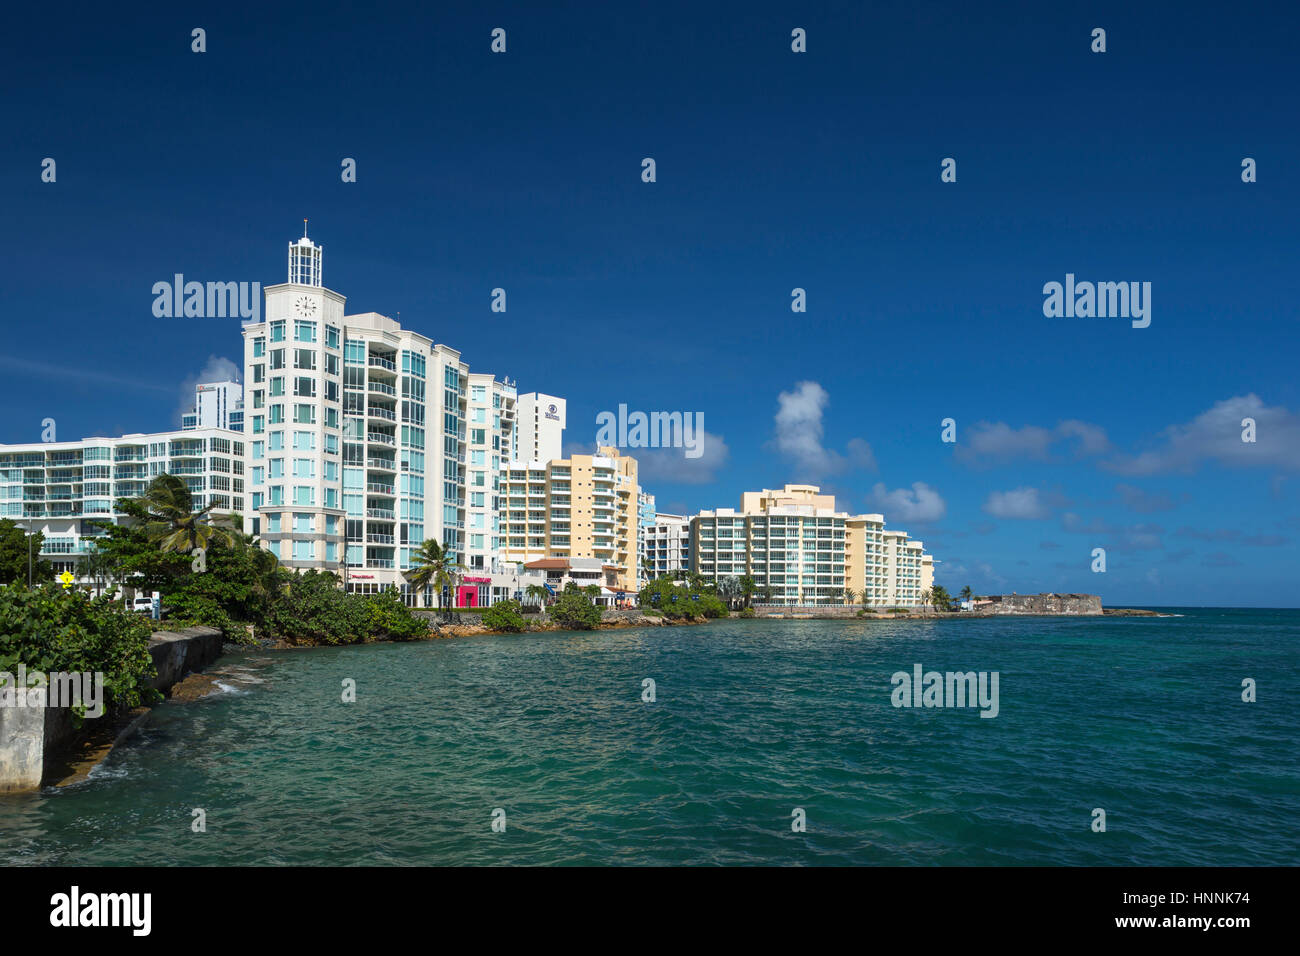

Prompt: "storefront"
[457,576,492,608]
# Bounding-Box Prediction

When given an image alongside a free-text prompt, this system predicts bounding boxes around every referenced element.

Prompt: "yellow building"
[502,446,639,592]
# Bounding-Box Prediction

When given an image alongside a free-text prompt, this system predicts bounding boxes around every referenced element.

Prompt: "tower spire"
[288,223,323,287]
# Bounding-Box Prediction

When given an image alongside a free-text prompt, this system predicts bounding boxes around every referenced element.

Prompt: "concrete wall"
[0,626,224,794]
[986,593,1102,615]
[147,626,225,690]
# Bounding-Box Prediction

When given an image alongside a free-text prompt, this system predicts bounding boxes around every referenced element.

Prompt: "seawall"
[0,625,224,794]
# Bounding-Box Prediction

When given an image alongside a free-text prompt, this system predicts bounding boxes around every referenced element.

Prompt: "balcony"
[367,381,396,397]
[366,458,396,471]
[367,406,396,422]
[368,356,397,373]
[366,432,396,446]
[366,483,395,495]
[366,508,395,520]
[366,533,395,544]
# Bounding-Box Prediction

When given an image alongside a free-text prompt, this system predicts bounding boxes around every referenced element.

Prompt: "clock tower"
[241,223,349,570]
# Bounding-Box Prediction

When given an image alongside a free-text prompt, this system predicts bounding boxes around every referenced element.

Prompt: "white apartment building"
[689,484,934,607]
[0,428,243,584]
[463,372,517,575]
[240,228,493,603]
[880,530,930,607]
[182,380,244,432]
[513,393,565,464]
[642,513,690,581]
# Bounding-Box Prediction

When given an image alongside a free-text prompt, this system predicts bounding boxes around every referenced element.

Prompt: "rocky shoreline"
[424,611,711,640]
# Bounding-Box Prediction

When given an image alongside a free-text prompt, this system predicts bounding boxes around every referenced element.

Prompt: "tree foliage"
[0,584,160,714]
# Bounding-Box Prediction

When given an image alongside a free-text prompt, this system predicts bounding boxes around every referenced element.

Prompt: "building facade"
[182,380,244,432]
[642,513,690,581]
[239,229,504,604]
[690,484,933,607]
[502,446,640,592]
[0,428,243,585]
[463,372,517,574]
[512,392,565,464]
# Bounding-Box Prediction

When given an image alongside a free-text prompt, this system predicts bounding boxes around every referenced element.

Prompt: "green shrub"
[264,572,427,645]
[738,607,756,618]
[481,600,527,632]
[549,590,601,630]
[637,578,726,620]
[0,584,161,716]
[694,593,729,618]
[362,587,431,642]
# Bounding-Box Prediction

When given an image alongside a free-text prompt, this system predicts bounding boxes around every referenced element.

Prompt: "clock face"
[293,295,318,318]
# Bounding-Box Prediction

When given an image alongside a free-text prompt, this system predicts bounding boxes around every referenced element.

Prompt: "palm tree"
[79,543,117,598]
[739,575,757,608]
[524,583,550,607]
[718,575,741,609]
[139,474,238,555]
[960,585,973,603]
[843,587,857,606]
[405,539,464,615]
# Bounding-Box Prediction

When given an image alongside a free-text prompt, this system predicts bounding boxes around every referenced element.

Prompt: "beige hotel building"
[501,446,640,593]
[691,484,934,607]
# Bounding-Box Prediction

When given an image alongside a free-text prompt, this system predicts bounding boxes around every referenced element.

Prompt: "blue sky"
[2,1,1297,605]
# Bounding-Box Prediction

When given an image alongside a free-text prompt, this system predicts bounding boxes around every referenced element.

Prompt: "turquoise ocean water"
[2,609,1296,865]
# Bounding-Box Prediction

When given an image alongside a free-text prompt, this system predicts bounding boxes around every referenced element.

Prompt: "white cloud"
[771,381,876,477]
[957,419,1110,466]
[1104,394,1300,475]
[632,431,731,486]
[868,481,946,523]
[983,487,1050,519]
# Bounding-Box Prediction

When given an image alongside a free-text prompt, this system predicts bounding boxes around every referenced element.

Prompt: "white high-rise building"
[463,372,516,574]
[642,513,690,581]
[240,227,490,602]
[0,428,243,588]
[513,393,566,464]
[182,381,243,432]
